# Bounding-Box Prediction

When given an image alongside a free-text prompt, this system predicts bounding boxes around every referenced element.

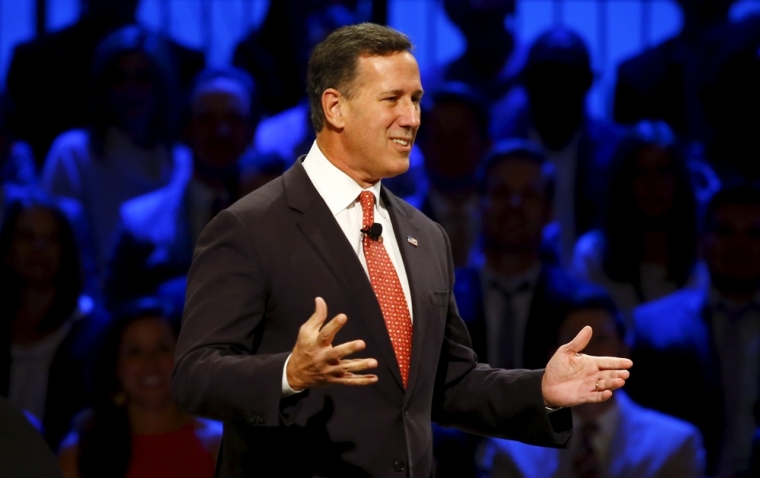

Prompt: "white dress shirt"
[282,141,414,394]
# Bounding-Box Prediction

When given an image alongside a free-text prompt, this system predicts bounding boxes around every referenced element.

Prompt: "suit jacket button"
[394,461,405,472]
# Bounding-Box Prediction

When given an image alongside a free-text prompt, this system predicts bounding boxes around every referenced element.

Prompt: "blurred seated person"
[572,121,708,317]
[408,82,491,267]
[613,0,754,144]
[701,18,760,179]
[42,25,192,280]
[248,0,357,159]
[629,181,760,476]
[424,0,522,105]
[433,140,586,477]
[0,91,36,188]
[0,194,106,450]
[104,67,275,309]
[5,0,204,165]
[0,396,65,478]
[492,26,620,265]
[478,286,706,478]
[233,0,360,117]
[58,298,221,478]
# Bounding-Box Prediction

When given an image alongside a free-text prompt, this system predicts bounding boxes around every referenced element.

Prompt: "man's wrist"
[282,354,304,397]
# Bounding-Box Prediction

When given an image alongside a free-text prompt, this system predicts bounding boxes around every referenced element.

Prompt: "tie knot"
[359,190,375,210]
[359,191,375,227]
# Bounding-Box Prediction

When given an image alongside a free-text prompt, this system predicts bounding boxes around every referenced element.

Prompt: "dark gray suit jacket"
[172,160,571,477]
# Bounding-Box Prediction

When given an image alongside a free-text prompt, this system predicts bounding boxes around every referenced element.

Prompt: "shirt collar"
[301,141,385,217]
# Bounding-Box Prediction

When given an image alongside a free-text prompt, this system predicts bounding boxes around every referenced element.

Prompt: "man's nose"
[399,100,420,128]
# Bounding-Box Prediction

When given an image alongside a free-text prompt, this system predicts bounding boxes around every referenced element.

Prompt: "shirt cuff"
[281,353,304,397]
[545,406,563,413]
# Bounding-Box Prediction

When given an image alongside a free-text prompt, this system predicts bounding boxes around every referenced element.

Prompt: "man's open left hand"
[541,326,632,408]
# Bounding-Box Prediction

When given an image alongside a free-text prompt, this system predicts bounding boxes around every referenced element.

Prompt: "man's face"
[481,157,551,251]
[338,52,423,183]
[704,203,760,283]
[189,79,253,171]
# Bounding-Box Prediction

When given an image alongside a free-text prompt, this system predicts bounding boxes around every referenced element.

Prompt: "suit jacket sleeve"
[172,209,288,426]
[430,223,572,447]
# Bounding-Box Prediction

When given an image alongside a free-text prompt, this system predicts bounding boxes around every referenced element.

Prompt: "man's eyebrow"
[378,88,425,97]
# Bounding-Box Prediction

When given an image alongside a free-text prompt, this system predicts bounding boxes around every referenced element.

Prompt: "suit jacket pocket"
[430,290,449,307]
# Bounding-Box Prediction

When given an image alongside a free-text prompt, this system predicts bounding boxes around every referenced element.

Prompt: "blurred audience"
[0,396,65,478]
[41,25,193,280]
[58,297,221,478]
[458,139,584,369]
[0,194,106,450]
[5,0,204,165]
[493,26,620,265]
[433,140,586,478]
[701,18,760,179]
[104,67,274,310]
[572,121,708,316]
[613,0,758,146]
[425,0,521,106]
[478,286,706,478]
[234,0,360,117]
[410,83,492,267]
[0,91,36,188]
[629,181,760,476]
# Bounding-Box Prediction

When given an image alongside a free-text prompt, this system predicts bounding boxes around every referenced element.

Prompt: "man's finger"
[592,356,633,370]
[596,377,627,392]
[563,325,593,354]
[338,357,378,374]
[332,374,379,386]
[319,313,348,345]
[598,369,630,381]
[331,339,367,360]
[304,297,329,331]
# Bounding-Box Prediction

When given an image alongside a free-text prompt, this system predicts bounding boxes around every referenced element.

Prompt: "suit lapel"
[382,188,430,395]
[283,162,404,389]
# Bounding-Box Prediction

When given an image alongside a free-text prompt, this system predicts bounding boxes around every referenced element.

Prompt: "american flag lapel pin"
[407,235,418,247]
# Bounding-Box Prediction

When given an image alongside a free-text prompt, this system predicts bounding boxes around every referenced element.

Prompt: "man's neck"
[315,135,378,189]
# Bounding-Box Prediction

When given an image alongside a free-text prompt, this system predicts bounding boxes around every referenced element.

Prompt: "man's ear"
[322,88,345,130]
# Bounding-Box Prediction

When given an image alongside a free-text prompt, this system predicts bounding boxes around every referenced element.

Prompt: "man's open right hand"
[286,297,379,390]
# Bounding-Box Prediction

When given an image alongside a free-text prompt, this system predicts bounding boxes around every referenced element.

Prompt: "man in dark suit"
[629,182,760,476]
[457,139,586,371]
[172,23,632,478]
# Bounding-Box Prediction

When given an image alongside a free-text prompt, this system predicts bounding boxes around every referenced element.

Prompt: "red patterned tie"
[359,191,413,387]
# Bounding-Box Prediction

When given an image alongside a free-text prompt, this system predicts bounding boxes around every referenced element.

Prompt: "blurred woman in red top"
[59,297,221,478]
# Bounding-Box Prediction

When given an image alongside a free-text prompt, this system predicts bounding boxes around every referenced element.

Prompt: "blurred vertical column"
[372,0,388,25]
[36,0,47,35]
